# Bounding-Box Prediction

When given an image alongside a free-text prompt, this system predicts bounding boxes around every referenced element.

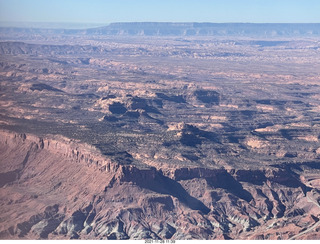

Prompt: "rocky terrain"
[0,23,320,240]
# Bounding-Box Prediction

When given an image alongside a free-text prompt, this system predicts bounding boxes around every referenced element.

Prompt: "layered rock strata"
[1,130,319,240]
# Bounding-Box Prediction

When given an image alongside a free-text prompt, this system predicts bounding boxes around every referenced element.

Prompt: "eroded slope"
[0,130,320,240]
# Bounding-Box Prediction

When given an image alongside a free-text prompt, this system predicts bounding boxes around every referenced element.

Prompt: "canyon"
[0,23,320,240]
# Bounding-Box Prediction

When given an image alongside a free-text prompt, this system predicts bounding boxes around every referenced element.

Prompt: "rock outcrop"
[1,130,320,240]
[1,25,320,240]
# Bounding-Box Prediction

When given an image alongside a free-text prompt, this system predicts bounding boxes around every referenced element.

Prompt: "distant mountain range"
[1,22,320,37]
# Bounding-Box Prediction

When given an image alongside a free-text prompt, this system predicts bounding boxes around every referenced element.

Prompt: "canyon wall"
[1,130,320,240]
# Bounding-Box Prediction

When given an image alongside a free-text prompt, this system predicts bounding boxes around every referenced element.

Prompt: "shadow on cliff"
[135,172,211,215]
[206,172,253,203]
[0,150,30,187]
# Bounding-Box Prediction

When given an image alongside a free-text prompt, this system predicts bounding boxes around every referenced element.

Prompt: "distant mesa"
[88,23,320,37]
[1,23,320,37]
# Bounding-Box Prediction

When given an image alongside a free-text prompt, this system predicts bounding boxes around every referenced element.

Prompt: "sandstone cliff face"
[1,130,320,240]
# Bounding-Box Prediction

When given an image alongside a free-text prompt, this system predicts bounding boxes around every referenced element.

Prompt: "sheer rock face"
[1,130,320,240]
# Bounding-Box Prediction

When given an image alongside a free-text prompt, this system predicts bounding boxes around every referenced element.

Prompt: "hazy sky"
[0,0,319,25]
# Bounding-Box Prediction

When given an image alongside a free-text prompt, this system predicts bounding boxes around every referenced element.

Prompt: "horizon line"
[1,21,320,30]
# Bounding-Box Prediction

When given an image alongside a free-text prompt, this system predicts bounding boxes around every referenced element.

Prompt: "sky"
[0,0,319,26]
